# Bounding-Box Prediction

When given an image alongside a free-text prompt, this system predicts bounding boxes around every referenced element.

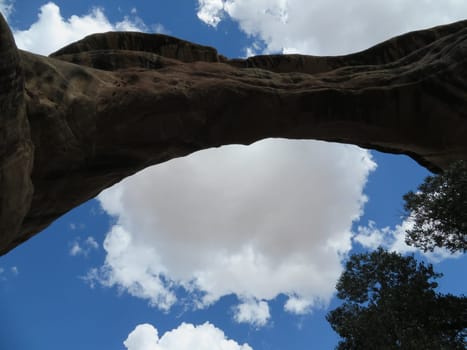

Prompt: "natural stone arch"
[1,13,466,255]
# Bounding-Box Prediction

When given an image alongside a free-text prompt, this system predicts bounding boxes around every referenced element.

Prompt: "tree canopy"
[327,248,466,349]
[403,160,467,253]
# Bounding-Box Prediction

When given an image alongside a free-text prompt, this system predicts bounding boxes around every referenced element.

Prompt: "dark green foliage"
[327,248,467,349]
[403,160,467,253]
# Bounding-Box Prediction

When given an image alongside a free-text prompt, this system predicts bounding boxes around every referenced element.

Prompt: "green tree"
[326,248,466,349]
[403,160,467,253]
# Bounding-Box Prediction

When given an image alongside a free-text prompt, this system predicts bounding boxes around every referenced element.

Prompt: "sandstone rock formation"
[1,13,466,255]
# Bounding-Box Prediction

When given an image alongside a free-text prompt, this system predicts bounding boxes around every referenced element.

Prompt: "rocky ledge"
[1,13,466,255]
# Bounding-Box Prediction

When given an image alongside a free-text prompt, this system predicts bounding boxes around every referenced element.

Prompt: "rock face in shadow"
[1,13,467,255]
[0,14,34,254]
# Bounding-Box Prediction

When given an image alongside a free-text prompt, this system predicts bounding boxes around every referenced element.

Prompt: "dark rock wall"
[0,15,34,252]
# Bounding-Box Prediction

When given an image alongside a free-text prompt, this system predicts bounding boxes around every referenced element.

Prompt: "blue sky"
[1,1,466,349]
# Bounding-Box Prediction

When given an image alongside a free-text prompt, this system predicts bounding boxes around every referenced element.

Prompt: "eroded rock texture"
[0,15,34,255]
[1,13,467,255]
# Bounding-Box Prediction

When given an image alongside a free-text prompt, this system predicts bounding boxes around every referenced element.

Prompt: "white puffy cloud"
[89,139,376,323]
[197,0,467,55]
[233,299,270,327]
[124,322,253,350]
[124,324,159,350]
[12,2,147,55]
[197,0,225,26]
[93,225,177,311]
[354,219,462,263]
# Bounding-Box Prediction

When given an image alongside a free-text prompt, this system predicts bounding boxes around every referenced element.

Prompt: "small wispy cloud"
[69,236,99,257]
[233,299,270,327]
[0,265,19,281]
[284,296,313,315]
[0,0,14,20]
[80,268,99,289]
[152,23,169,34]
[353,218,462,263]
[85,236,99,249]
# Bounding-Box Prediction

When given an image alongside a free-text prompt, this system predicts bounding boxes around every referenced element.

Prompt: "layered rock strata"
[1,13,466,255]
